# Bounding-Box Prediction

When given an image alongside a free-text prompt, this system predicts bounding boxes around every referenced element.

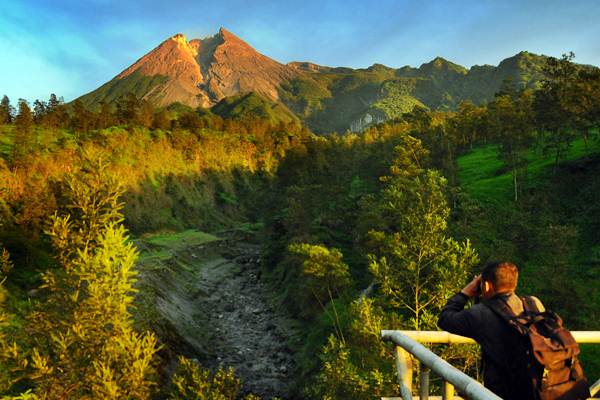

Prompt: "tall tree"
[14,99,33,134]
[70,100,94,133]
[12,99,35,164]
[0,95,13,124]
[487,90,535,202]
[570,67,600,144]
[43,94,69,128]
[534,52,579,169]
[365,134,478,330]
[32,99,47,123]
[452,100,488,149]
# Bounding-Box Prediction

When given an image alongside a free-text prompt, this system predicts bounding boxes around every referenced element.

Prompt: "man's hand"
[461,274,481,298]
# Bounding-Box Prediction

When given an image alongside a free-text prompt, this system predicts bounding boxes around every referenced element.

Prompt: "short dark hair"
[481,261,518,292]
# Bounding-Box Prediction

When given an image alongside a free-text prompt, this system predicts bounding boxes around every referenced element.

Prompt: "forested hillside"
[0,53,599,399]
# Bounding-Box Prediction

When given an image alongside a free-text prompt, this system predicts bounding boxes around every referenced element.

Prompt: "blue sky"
[2,0,600,103]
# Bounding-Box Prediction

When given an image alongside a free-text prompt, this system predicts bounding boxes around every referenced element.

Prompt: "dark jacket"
[438,292,544,400]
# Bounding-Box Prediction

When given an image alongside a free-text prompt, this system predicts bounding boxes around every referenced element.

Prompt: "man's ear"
[483,281,491,293]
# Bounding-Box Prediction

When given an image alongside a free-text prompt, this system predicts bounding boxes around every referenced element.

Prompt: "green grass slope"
[211,92,299,125]
[455,140,600,376]
[457,139,600,204]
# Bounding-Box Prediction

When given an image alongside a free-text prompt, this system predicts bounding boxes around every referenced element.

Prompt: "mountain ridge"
[77,28,553,133]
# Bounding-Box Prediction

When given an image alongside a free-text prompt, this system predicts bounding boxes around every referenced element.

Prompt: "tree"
[451,100,488,149]
[288,243,351,341]
[96,101,115,129]
[139,100,154,128]
[569,67,600,144]
[116,93,141,125]
[32,99,47,123]
[152,109,171,130]
[0,235,31,396]
[365,134,478,330]
[534,53,579,170]
[0,95,14,124]
[43,94,69,128]
[12,99,34,164]
[178,111,204,132]
[167,356,244,400]
[402,105,432,134]
[14,99,33,134]
[47,93,60,110]
[20,151,159,398]
[0,248,20,392]
[70,100,94,133]
[487,90,535,202]
[313,299,399,400]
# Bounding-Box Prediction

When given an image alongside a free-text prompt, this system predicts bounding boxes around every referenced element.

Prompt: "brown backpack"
[484,296,590,400]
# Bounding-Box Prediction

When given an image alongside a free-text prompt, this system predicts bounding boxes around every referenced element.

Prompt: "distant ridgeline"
[76,28,552,133]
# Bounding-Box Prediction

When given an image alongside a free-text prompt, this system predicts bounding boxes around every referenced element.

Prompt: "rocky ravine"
[136,232,297,398]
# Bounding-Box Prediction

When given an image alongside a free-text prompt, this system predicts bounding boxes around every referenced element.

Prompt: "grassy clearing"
[141,229,218,249]
[457,138,600,204]
[134,229,219,265]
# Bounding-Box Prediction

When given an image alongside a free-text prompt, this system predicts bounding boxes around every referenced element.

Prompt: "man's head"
[480,261,518,299]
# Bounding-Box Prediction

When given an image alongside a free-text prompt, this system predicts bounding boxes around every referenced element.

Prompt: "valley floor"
[135,230,298,398]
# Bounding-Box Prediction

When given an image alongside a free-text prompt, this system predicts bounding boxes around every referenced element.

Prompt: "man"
[438,261,544,400]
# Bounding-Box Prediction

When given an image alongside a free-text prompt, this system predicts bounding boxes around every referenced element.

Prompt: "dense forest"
[1,53,599,399]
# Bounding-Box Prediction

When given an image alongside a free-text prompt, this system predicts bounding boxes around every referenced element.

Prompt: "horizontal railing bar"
[383,330,600,344]
[382,331,502,400]
[381,397,464,400]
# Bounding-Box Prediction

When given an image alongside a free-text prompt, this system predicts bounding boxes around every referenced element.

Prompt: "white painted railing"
[381,330,600,400]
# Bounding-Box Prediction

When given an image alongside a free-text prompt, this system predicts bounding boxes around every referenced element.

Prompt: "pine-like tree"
[1,95,14,124]
[21,150,159,398]
[366,134,479,330]
[12,99,35,164]
[32,99,47,123]
[14,99,33,133]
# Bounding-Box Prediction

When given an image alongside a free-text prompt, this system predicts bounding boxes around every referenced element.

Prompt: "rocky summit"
[78,28,298,109]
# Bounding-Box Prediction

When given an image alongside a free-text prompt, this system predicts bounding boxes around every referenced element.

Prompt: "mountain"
[280,52,548,133]
[78,28,551,133]
[77,28,298,109]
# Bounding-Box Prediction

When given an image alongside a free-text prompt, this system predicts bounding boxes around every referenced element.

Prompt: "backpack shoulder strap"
[521,295,540,313]
[482,296,529,335]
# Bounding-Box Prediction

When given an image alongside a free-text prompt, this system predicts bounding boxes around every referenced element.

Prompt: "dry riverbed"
[134,229,298,398]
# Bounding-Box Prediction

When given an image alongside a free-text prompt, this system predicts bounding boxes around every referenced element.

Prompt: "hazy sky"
[2,0,600,103]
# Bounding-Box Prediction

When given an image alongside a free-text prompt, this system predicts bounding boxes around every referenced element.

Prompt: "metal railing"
[381,330,600,400]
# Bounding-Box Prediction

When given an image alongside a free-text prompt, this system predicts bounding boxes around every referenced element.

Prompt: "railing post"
[590,377,600,397]
[394,345,413,400]
[419,365,430,400]
[442,380,455,400]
